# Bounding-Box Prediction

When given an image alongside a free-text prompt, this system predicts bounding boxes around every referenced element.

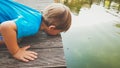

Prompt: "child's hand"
[13,45,38,62]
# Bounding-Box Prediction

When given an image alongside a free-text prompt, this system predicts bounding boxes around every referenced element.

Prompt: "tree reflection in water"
[54,0,92,15]
[54,0,120,14]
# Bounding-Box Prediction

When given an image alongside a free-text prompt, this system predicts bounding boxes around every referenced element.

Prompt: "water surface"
[61,2,120,68]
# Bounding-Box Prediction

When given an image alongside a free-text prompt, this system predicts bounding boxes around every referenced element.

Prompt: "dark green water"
[57,0,120,68]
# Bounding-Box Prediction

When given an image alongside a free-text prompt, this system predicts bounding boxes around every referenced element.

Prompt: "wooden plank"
[0,48,66,68]
[0,31,66,67]
[19,31,63,48]
[0,31,63,49]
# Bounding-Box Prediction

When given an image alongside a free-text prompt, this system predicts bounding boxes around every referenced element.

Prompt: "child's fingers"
[28,53,38,59]
[21,57,29,62]
[24,55,35,61]
[29,51,38,55]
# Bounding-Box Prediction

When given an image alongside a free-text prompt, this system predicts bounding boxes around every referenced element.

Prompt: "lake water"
[60,2,120,68]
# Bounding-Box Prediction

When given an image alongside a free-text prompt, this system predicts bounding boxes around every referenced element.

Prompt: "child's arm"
[0,21,38,62]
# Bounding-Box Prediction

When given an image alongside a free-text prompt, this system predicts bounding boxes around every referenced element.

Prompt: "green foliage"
[105,0,110,8]
[64,0,82,14]
[64,0,91,14]
[113,0,120,3]
[54,0,120,14]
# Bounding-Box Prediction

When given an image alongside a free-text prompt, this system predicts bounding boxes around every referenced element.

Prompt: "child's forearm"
[0,21,20,55]
[0,21,38,62]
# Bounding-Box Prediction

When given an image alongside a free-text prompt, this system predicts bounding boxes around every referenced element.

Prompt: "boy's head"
[42,3,71,35]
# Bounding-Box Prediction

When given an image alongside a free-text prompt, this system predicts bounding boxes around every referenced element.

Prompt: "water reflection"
[54,0,120,14]
[115,23,120,28]
[59,0,120,68]
[54,0,92,15]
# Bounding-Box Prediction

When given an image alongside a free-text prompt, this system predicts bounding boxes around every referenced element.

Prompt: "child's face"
[45,29,61,36]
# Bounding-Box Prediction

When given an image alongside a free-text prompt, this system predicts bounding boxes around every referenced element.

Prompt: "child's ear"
[48,25,56,30]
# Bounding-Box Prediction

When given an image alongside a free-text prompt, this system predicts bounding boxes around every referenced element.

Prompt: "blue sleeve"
[14,16,42,39]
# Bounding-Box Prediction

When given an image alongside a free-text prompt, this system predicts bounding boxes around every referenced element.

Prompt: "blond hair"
[42,3,71,32]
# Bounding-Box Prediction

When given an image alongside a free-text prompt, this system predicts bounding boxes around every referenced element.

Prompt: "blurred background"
[54,0,120,15]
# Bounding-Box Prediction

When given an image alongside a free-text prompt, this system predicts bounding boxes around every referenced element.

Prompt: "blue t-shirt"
[0,0,42,39]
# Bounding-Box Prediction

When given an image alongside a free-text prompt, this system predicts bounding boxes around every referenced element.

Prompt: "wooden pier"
[0,0,66,68]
